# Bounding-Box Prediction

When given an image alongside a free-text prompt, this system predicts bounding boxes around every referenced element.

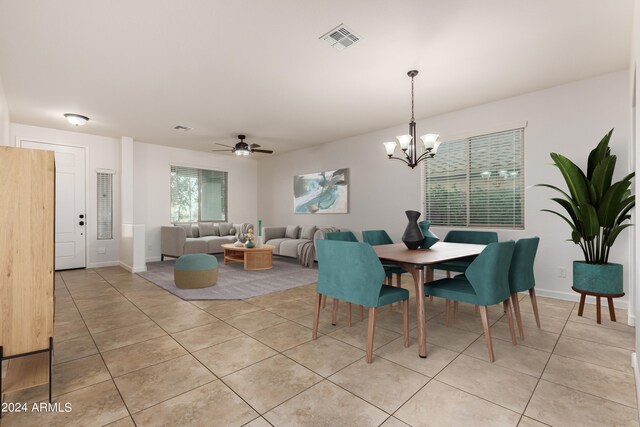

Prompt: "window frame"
[169,164,228,224]
[96,171,114,240]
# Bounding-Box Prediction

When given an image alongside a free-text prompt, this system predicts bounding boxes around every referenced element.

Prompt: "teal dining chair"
[324,231,358,242]
[508,237,541,340]
[314,239,410,363]
[323,231,362,321]
[362,230,407,302]
[425,241,516,362]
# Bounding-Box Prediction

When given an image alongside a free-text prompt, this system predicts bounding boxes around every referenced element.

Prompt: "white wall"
[0,76,10,146]
[132,142,258,262]
[258,71,631,307]
[10,123,122,268]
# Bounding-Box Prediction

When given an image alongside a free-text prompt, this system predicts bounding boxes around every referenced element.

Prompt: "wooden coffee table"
[221,244,275,271]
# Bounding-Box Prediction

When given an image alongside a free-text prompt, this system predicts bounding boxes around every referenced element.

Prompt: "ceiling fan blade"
[251,149,274,154]
[211,149,233,152]
[249,143,261,148]
[215,142,235,148]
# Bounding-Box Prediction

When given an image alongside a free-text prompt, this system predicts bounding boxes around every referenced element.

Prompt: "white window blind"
[424,128,524,229]
[97,172,113,239]
[170,166,227,223]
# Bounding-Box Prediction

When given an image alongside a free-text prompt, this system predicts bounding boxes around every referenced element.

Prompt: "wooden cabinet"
[0,146,55,408]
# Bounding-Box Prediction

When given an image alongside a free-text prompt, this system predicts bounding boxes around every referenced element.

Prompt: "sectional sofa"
[263,225,343,266]
[160,222,252,260]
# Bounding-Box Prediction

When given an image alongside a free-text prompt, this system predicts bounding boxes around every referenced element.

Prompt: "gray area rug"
[138,255,318,300]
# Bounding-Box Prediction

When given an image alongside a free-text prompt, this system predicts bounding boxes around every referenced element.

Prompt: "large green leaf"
[590,155,616,203]
[541,209,579,235]
[606,224,633,247]
[551,198,581,226]
[598,180,632,227]
[550,153,590,206]
[587,128,613,180]
[580,203,599,239]
[616,196,635,225]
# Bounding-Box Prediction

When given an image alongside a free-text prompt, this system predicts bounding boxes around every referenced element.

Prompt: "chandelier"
[383,70,441,169]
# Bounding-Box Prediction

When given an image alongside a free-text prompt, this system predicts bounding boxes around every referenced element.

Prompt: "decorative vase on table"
[245,240,255,249]
[402,210,424,250]
[418,220,439,249]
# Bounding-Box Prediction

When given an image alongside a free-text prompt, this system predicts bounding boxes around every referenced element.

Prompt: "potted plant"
[538,129,634,296]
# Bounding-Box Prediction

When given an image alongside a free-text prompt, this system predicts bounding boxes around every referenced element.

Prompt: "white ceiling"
[0,0,633,156]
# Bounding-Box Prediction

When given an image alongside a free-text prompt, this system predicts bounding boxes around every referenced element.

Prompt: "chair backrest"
[508,237,540,293]
[324,231,358,242]
[465,241,515,306]
[362,230,393,246]
[443,230,498,245]
[316,240,386,307]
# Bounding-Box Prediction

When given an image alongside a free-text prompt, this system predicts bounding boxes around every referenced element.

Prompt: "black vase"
[402,210,424,250]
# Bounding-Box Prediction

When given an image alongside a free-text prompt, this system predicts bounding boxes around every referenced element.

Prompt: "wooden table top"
[221,243,275,252]
[372,242,485,265]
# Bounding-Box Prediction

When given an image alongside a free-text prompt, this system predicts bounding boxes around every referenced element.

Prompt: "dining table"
[373,242,486,358]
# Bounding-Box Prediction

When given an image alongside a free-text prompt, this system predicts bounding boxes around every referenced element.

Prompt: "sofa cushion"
[177,224,193,238]
[201,236,235,253]
[280,239,310,258]
[265,238,289,254]
[183,238,207,254]
[285,225,300,239]
[300,225,317,240]
[218,222,232,236]
[198,222,215,237]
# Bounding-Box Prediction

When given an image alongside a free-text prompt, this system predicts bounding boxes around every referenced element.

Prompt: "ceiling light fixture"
[64,113,89,126]
[383,70,441,169]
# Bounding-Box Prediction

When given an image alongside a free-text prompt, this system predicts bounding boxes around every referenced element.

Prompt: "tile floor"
[1,266,638,426]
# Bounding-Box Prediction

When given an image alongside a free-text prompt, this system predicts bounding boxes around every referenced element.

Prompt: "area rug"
[138,255,318,300]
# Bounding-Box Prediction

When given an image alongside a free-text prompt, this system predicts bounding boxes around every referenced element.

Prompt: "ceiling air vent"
[173,125,193,132]
[320,24,361,51]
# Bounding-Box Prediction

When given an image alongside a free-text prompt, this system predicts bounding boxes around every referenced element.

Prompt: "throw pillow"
[212,224,220,236]
[198,222,215,237]
[218,222,231,236]
[229,227,237,235]
[300,225,317,240]
[177,224,193,238]
[285,225,300,239]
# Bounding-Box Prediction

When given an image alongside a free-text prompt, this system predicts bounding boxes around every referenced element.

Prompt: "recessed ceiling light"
[64,113,89,126]
[173,125,193,132]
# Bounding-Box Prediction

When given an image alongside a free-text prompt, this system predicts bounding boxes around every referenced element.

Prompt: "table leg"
[409,265,427,358]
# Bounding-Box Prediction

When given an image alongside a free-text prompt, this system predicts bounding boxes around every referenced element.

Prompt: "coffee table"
[221,244,275,271]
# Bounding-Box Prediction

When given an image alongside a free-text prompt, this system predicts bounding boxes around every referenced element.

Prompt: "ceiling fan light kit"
[212,135,274,156]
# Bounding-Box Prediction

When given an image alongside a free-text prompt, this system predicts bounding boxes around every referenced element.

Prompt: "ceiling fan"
[211,135,274,156]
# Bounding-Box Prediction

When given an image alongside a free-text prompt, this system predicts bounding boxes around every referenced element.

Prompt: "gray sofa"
[263,225,341,266]
[161,222,252,260]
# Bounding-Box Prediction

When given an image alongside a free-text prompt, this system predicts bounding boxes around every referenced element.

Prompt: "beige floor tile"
[192,299,262,319]
[464,337,551,377]
[376,338,457,378]
[542,354,637,408]
[102,335,188,377]
[53,333,99,365]
[79,300,141,320]
[114,354,215,413]
[132,380,258,427]
[328,321,400,351]
[55,307,83,324]
[194,335,277,377]
[53,320,91,343]
[105,416,136,426]
[128,292,184,310]
[395,380,521,427]
[421,320,480,352]
[52,354,112,397]
[380,417,411,427]
[435,354,538,413]
[83,309,150,334]
[329,358,429,413]
[245,291,304,308]
[225,310,288,333]
[265,300,315,320]
[517,417,548,427]
[74,295,131,312]
[243,417,272,427]
[92,321,166,352]
[554,335,633,373]
[501,310,567,334]
[374,308,417,335]
[141,300,201,317]
[0,380,128,427]
[569,304,633,331]
[431,310,498,334]
[284,335,365,377]
[144,305,217,334]
[249,320,314,351]
[519,298,574,319]
[491,321,559,353]
[520,294,575,308]
[223,354,321,413]
[264,380,388,427]
[525,380,639,427]
[171,321,243,352]
[294,309,354,335]
[562,320,635,350]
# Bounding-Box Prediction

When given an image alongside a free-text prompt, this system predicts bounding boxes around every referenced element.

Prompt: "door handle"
[79,221,85,226]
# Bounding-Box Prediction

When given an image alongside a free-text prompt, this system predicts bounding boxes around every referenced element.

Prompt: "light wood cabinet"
[0,146,55,408]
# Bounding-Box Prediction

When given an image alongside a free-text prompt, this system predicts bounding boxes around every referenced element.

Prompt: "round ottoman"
[174,254,218,289]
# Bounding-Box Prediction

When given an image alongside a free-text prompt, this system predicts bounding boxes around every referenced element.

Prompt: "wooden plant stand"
[572,287,625,324]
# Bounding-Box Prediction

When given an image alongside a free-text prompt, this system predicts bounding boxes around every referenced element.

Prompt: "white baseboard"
[534,288,629,309]
[146,256,162,263]
[87,261,120,268]
[633,353,640,412]
[119,261,147,274]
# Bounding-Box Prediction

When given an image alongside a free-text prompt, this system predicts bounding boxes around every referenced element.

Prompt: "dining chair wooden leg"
[429,295,433,301]
[529,288,541,328]
[511,292,524,340]
[479,306,494,363]
[504,299,517,345]
[475,305,479,313]
[403,299,409,347]
[396,273,403,308]
[366,307,376,363]
[312,293,322,340]
[359,305,364,320]
[444,299,451,327]
[332,298,339,326]
[347,302,352,327]
[321,294,327,309]
[387,275,394,312]
[453,301,459,321]
[446,271,451,278]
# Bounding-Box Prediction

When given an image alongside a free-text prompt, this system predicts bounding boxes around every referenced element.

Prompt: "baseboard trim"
[633,353,640,414]
[87,261,120,268]
[146,256,162,263]
[119,261,147,274]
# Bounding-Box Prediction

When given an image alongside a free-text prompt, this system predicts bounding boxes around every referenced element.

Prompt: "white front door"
[20,140,87,270]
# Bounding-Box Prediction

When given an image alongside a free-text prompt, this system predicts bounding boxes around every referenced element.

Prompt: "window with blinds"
[424,128,524,229]
[170,165,227,223]
[97,172,113,239]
